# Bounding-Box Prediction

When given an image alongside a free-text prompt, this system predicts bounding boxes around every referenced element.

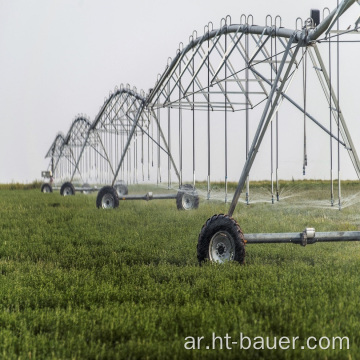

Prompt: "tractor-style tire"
[41,183,53,193]
[96,186,119,209]
[176,184,199,210]
[114,183,128,196]
[197,214,245,264]
[60,182,75,196]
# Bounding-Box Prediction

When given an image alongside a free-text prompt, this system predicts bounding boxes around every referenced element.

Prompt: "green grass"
[0,181,359,359]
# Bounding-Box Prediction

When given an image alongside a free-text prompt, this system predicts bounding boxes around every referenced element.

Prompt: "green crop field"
[0,180,359,359]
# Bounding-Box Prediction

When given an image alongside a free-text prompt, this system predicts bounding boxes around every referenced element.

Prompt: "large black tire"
[41,183,53,193]
[197,214,245,264]
[114,183,128,196]
[176,184,199,210]
[96,186,119,209]
[60,182,75,196]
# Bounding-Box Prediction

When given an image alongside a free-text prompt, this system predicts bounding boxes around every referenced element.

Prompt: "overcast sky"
[0,0,359,183]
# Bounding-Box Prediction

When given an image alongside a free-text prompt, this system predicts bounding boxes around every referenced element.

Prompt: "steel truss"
[45,115,91,183]
[43,0,360,261]
[46,0,360,207]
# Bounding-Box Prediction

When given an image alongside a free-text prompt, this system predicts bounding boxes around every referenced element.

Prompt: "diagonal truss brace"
[308,44,360,179]
[228,34,301,217]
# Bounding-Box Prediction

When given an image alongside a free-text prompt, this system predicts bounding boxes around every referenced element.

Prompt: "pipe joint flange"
[301,227,315,246]
[301,230,307,247]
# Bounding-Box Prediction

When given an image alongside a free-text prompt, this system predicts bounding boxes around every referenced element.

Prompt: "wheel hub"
[209,231,235,263]
[115,186,124,196]
[64,187,72,196]
[216,243,226,255]
[182,194,194,210]
[102,194,114,209]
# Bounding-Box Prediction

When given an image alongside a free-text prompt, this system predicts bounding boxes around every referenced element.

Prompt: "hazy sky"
[0,0,359,183]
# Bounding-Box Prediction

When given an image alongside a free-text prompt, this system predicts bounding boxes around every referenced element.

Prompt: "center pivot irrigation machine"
[42,87,200,210]
[43,0,360,262]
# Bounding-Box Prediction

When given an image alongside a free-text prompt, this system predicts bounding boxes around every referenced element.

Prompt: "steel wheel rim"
[115,185,124,196]
[182,193,194,210]
[63,187,72,196]
[42,186,50,193]
[209,231,235,263]
[102,193,115,209]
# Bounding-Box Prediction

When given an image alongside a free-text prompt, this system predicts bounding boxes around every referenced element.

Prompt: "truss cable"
[136,134,138,183]
[121,127,124,182]
[88,147,90,182]
[302,45,308,176]
[116,127,119,182]
[179,59,183,187]
[104,128,106,184]
[270,25,275,204]
[192,55,196,188]
[245,25,250,205]
[327,34,334,206]
[142,129,144,182]
[108,121,110,184]
[130,140,132,185]
[85,150,88,183]
[106,126,109,183]
[89,143,94,183]
[225,26,228,203]
[95,139,97,184]
[151,107,154,169]
[337,2,341,211]
[81,145,84,182]
[108,127,111,183]
[95,140,97,184]
[207,26,211,200]
[133,133,135,184]
[135,133,137,184]
[105,130,108,183]
[110,121,113,184]
[99,133,102,184]
[275,17,280,201]
[110,124,112,184]
[147,111,150,180]
[157,103,161,185]
[168,81,171,189]
[100,133,103,184]
[126,107,129,184]
[57,155,59,180]
[80,143,82,182]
